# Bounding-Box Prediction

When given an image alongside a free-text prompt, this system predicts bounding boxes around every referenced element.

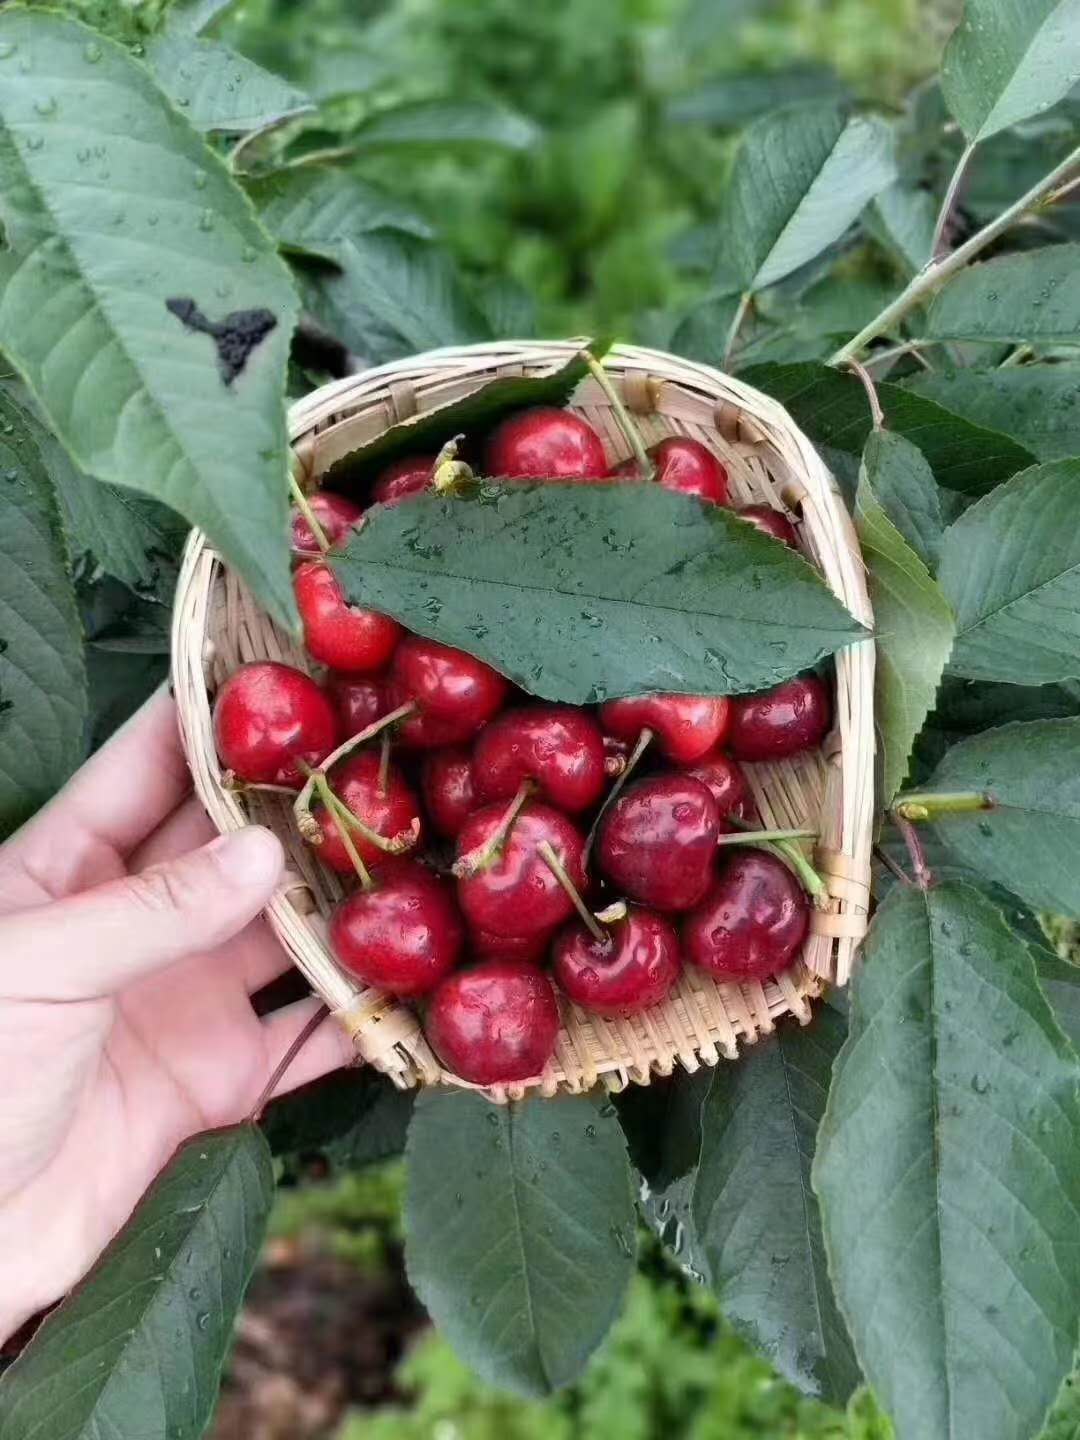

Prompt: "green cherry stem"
[893,790,994,822]
[538,840,607,943]
[452,779,533,878]
[288,474,331,554]
[583,351,655,482]
[311,772,374,890]
[293,702,418,824]
[715,826,818,846]
[727,815,829,909]
[583,726,654,866]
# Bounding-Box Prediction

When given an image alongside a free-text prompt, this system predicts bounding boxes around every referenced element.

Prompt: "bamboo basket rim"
[171,339,875,1102]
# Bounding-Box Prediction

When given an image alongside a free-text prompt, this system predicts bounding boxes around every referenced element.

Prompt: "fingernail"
[209,827,284,887]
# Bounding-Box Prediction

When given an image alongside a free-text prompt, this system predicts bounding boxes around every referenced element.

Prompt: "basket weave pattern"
[172,341,874,1101]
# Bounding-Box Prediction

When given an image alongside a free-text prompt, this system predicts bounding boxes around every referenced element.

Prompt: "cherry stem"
[223,777,299,798]
[293,702,418,823]
[716,826,818,846]
[249,1004,332,1124]
[453,780,533,877]
[311,772,375,890]
[893,790,993,822]
[288,474,331,554]
[583,351,655,482]
[584,726,653,866]
[537,840,606,943]
[847,359,885,430]
[327,787,419,856]
[896,815,933,891]
[378,732,391,797]
[728,815,829,909]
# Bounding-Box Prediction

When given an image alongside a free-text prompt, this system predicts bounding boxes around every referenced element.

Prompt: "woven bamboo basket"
[172,340,874,1101]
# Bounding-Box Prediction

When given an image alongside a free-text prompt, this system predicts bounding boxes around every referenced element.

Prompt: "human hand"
[0,689,353,1344]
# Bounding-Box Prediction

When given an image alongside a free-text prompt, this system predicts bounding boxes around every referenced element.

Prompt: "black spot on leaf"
[165,297,277,384]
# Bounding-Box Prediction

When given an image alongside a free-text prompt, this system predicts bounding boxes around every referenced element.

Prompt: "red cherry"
[213,661,338,789]
[485,407,608,481]
[735,505,798,548]
[311,751,421,874]
[291,492,364,553]
[683,850,808,981]
[683,753,753,833]
[470,926,554,965]
[600,694,730,764]
[294,561,402,673]
[421,748,477,839]
[426,960,560,1085]
[473,705,606,813]
[597,775,719,912]
[552,906,681,1017]
[388,636,509,749]
[328,673,389,738]
[729,676,831,762]
[615,436,729,505]
[371,455,437,507]
[456,802,587,939]
[329,862,463,998]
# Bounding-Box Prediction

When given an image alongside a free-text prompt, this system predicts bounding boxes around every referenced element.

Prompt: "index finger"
[0,686,193,910]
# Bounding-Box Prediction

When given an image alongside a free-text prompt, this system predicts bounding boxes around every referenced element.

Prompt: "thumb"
[0,826,284,1001]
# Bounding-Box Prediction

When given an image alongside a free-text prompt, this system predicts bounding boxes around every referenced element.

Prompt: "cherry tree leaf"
[144,31,313,134]
[928,247,1080,345]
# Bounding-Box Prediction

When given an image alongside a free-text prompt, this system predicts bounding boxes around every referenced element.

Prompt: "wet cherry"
[485,406,608,481]
[291,492,364,553]
[421,748,478,839]
[371,455,437,507]
[600,694,730,764]
[456,801,587,939]
[426,959,560,1085]
[735,504,798,548]
[597,774,719,912]
[329,861,463,997]
[388,636,509,748]
[683,849,808,981]
[728,675,831,761]
[552,906,681,1017]
[213,661,338,789]
[615,436,729,505]
[328,673,389,738]
[473,705,606,813]
[311,751,421,874]
[683,752,753,832]
[294,561,402,673]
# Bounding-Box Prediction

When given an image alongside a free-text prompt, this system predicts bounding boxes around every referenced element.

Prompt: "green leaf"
[939,460,1080,684]
[248,166,433,262]
[932,676,1080,733]
[865,181,936,273]
[905,366,1080,463]
[724,102,896,293]
[856,435,955,802]
[0,10,300,632]
[664,65,847,128]
[0,1126,274,1440]
[743,362,1036,495]
[353,99,540,151]
[296,233,491,365]
[261,1068,413,1167]
[0,392,87,838]
[1034,952,1080,1054]
[690,1015,860,1404]
[335,483,866,704]
[144,31,313,134]
[323,347,599,485]
[165,0,237,34]
[856,425,944,571]
[404,1090,636,1397]
[928,246,1080,345]
[814,883,1080,1440]
[921,718,1080,917]
[941,0,1080,143]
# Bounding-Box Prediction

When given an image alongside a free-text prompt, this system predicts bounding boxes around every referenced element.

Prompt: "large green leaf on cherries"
[921,718,1080,918]
[248,167,433,263]
[296,232,491,366]
[941,0,1080,144]
[144,31,313,134]
[938,460,1080,684]
[690,1016,860,1404]
[335,482,866,704]
[742,362,1034,495]
[928,247,1080,345]
[813,883,1080,1440]
[0,10,300,631]
[404,1090,636,1397]
[0,392,86,839]
[905,366,1080,463]
[0,1126,274,1440]
[723,101,896,293]
[856,435,954,802]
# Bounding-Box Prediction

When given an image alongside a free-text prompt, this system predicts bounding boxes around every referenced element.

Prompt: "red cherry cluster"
[214,405,827,1088]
